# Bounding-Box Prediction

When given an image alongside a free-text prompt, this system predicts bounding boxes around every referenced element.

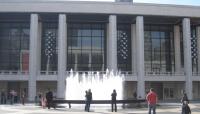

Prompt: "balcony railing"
[65,71,137,77]
[1,70,193,77]
[40,71,58,75]
[0,70,29,75]
[192,72,200,76]
[145,72,185,76]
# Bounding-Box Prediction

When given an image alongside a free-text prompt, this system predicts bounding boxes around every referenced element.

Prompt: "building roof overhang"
[0,0,200,18]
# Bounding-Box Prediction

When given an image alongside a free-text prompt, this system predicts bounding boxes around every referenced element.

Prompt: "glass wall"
[41,23,58,71]
[0,23,30,71]
[144,25,175,72]
[67,23,106,71]
[117,24,131,71]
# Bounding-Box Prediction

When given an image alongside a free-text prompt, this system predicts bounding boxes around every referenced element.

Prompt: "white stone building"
[0,0,200,101]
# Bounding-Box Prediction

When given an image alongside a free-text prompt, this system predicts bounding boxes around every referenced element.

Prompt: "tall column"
[174,25,181,73]
[57,14,67,99]
[29,14,40,101]
[38,22,42,74]
[136,16,145,99]
[131,24,137,73]
[182,18,193,99]
[75,54,77,71]
[196,26,200,73]
[107,15,117,72]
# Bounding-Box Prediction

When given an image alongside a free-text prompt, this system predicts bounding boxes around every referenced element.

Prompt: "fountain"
[65,69,124,100]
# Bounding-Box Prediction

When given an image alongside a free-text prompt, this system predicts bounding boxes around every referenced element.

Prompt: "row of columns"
[28,14,68,101]
[28,13,195,101]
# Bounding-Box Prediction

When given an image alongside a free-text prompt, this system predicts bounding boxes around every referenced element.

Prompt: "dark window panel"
[67,23,105,71]
[144,25,174,72]
[0,22,30,70]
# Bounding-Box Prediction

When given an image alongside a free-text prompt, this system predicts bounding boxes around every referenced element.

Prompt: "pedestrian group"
[0,88,192,114]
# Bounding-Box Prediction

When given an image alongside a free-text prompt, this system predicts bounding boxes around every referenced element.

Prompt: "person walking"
[46,89,53,109]
[181,101,191,114]
[181,93,190,114]
[146,88,158,114]
[181,93,189,104]
[111,89,117,112]
[86,89,92,112]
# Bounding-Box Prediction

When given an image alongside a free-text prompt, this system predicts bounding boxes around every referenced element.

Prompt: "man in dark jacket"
[46,89,53,109]
[182,101,191,114]
[86,89,92,112]
[181,93,189,104]
[111,89,117,112]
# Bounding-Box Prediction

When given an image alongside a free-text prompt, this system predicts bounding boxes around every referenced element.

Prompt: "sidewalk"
[0,103,199,114]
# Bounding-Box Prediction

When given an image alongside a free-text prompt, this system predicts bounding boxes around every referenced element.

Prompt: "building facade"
[0,0,200,101]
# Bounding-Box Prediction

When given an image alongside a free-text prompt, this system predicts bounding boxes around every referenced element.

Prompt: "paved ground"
[0,103,200,114]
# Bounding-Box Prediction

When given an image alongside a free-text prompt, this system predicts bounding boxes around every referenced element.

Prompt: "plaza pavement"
[0,103,200,114]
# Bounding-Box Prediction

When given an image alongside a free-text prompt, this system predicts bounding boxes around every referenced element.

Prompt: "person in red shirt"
[146,88,158,114]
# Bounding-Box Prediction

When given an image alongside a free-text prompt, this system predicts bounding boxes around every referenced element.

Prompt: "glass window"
[92,30,102,36]
[0,22,30,71]
[152,39,160,51]
[144,25,174,72]
[92,53,103,64]
[145,51,152,61]
[82,37,91,49]
[92,37,102,49]
[82,29,91,36]
[151,31,160,39]
[67,23,106,71]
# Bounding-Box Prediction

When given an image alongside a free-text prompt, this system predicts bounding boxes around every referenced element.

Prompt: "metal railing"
[192,72,200,76]
[0,70,29,75]
[65,71,137,77]
[2,70,197,77]
[40,71,58,75]
[145,71,185,76]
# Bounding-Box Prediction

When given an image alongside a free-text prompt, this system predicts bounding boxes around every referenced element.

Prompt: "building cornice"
[0,1,200,17]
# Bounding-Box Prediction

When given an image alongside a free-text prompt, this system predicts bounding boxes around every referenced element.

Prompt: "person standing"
[46,89,53,109]
[1,91,6,104]
[41,95,47,109]
[146,88,158,114]
[111,89,117,112]
[10,90,14,105]
[21,91,25,105]
[34,95,38,106]
[38,93,42,106]
[84,90,88,111]
[133,91,137,99]
[86,89,92,112]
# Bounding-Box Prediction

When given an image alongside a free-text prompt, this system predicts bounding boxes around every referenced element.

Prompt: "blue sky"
[73,0,200,6]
